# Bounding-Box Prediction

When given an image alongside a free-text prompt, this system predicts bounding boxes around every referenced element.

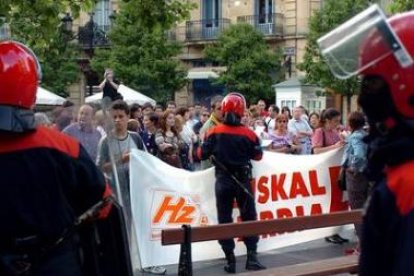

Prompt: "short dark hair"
[211,95,223,110]
[142,102,154,110]
[176,107,189,117]
[130,103,141,114]
[144,112,159,127]
[155,104,163,110]
[348,111,366,131]
[111,100,130,115]
[166,101,176,107]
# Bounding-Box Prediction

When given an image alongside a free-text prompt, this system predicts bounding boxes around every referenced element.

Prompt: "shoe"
[325,234,349,244]
[245,251,266,271]
[142,266,167,275]
[224,252,236,274]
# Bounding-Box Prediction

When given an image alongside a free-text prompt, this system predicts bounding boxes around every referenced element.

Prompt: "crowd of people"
[33,95,371,253]
[34,97,367,171]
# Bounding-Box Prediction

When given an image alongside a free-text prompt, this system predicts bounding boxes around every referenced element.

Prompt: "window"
[93,0,111,30]
[203,0,220,26]
[257,0,272,23]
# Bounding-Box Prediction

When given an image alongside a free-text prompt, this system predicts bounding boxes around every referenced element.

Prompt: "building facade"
[70,0,391,108]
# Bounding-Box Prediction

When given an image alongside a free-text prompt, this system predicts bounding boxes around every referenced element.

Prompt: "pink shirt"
[312,127,341,148]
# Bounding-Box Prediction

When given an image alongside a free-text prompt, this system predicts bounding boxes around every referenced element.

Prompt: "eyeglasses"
[215,107,221,111]
[202,114,209,117]
[277,120,287,123]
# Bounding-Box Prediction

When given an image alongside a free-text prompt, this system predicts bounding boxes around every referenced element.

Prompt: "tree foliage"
[388,0,414,13]
[90,0,196,102]
[204,24,284,104]
[0,0,95,96]
[297,0,374,103]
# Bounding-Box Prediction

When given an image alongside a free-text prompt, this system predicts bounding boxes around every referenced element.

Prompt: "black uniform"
[360,134,414,276]
[0,126,107,276]
[200,123,263,253]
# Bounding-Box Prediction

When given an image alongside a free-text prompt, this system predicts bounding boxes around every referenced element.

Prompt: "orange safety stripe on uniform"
[206,124,259,143]
[387,160,414,216]
[0,126,79,158]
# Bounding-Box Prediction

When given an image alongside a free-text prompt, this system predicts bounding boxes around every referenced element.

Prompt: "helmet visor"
[317,4,413,79]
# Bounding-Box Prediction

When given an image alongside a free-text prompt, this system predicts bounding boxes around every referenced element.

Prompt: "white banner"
[130,148,348,267]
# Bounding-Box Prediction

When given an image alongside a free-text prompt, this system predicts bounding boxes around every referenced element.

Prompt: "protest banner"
[130,148,348,267]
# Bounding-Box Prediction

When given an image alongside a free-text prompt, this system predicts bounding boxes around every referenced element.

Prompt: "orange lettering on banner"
[309,170,326,195]
[289,172,310,198]
[271,174,288,201]
[152,196,196,224]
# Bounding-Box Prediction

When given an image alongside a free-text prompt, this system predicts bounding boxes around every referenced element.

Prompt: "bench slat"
[238,255,359,276]
[162,209,362,245]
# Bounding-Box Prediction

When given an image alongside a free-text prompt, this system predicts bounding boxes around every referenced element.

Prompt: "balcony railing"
[237,13,284,37]
[78,23,111,49]
[185,18,231,41]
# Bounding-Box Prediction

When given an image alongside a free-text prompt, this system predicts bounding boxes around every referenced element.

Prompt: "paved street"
[138,230,357,275]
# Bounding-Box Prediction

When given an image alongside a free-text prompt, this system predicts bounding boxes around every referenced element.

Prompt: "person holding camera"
[99,68,121,101]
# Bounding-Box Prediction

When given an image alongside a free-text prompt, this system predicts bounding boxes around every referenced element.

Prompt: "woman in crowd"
[155,110,182,168]
[140,112,159,156]
[266,114,300,154]
[341,111,369,253]
[312,108,347,244]
[175,112,193,171]
[308,112,320,132]
[281,106,292,120]
[312,108,345,154]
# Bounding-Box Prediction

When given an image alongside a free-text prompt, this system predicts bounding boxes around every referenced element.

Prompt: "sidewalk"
[139,230,357,275]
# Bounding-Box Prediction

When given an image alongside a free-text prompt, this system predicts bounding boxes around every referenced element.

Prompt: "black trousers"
[215,170,259,254]
[0,237,82,276]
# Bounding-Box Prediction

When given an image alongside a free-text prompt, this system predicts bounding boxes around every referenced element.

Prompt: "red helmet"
[0,41,41,109]
[360,11,414,119]
[221,92,246,118]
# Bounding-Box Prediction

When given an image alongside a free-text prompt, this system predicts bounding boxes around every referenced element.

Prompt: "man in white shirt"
[287,106,313,154]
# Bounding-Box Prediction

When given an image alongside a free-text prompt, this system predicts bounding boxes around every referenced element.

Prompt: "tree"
[297,0,377,112]
[388,0,414,13]
[90,0,196,103]
[0,0,95,96]
[204,24,284,104]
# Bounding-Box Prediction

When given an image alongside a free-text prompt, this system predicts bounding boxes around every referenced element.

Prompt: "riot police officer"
[318,6,414,275]
[199,92,266,273]
[0,41,109,275]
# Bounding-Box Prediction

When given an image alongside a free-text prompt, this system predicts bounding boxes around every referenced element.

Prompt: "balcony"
[185,18,231,42]
[237,13,284,37]
[78,23,111,49]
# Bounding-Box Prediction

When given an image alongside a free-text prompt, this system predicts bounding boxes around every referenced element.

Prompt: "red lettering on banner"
[310,203,323,215]
[276,208,293,218]
[295,205,305,217]
[309,170,326,195]
[328,166,348,212]
[271,174,288,201]
[289,172,310,198]
[257,176,269,203]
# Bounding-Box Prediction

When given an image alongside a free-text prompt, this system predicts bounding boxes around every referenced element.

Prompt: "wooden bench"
[161,209,362,276]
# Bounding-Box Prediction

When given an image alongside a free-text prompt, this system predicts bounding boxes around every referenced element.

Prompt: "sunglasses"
[277,120,287,123]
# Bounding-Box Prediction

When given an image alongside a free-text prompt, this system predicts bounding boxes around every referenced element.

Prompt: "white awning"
[85,84,156,106]
[36,87,66,106]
